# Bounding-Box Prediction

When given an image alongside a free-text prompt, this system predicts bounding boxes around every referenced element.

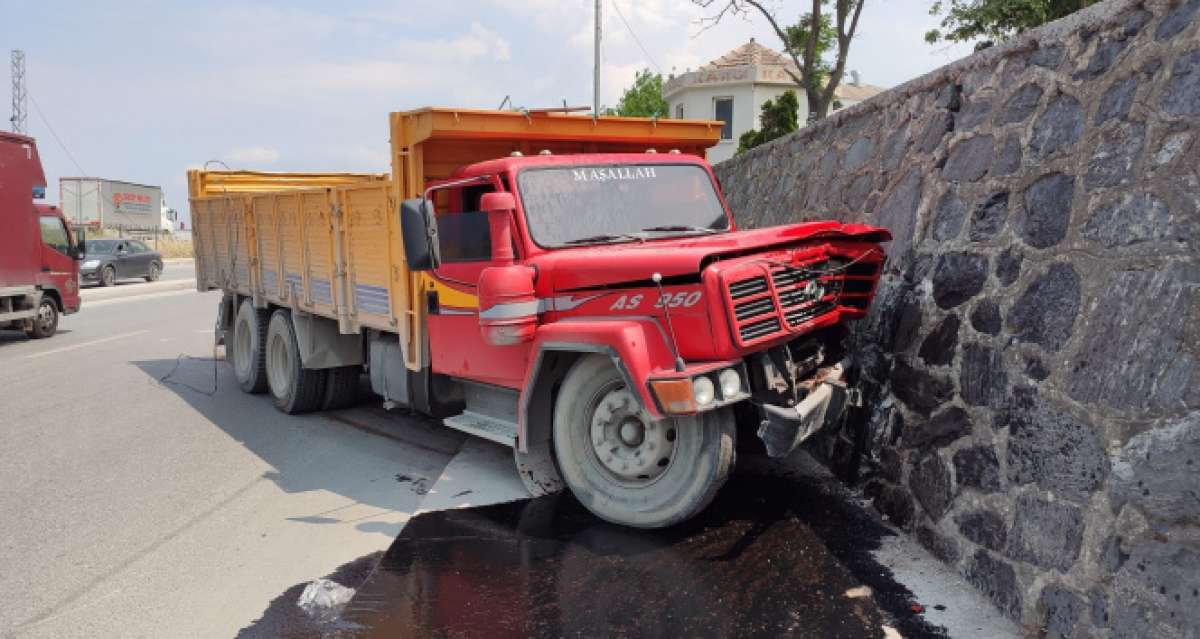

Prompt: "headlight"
[82,259,100,268]
[692,376,715,406]
[718,369,742,398]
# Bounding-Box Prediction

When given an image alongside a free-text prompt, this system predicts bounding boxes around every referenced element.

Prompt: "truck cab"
[0,132,83,339]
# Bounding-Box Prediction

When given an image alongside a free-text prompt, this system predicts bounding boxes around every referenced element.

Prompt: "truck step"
[443,411,517,447]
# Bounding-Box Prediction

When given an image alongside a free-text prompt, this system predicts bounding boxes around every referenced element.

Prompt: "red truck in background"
[0,132,83,338]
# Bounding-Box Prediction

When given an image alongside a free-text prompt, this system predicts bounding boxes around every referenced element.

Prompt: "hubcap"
[589,387,676,484]
[37,303,54,329]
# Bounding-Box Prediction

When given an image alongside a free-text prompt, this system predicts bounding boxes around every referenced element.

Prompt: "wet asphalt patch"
[240,459,948,638]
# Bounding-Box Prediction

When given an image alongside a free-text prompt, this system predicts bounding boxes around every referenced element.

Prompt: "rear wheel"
[26,297,59,339]
[145,262,161,282]
[552,355,736,528]
[231,299,269,394]
[265,309,327,414]
[100,266,116,287]
[321,366,361,411]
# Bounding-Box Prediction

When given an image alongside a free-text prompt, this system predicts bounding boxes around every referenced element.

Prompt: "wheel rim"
[37,302,55,331]
[266,329,292,396]
[150,264,160,279]
[103,268,114,286]
[233,316,252,379]
[588,385,676,486]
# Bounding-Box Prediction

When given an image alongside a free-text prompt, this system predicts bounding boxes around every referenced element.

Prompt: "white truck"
[59,177,166,233]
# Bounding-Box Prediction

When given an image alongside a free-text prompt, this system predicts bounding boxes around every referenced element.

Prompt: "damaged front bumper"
[757,359,857,458]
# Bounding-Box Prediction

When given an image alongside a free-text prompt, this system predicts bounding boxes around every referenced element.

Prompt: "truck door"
[425,180,530,388]
[37,214,80,309]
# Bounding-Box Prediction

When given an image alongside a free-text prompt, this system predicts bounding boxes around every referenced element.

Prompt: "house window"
[714,97,733,140]
[675,103,684,119]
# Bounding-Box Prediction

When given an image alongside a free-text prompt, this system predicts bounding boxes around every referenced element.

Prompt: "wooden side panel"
[252,194,282,302]
[277,194,303,306]
[300,191,336,317]
[229,196,253,296]
[341,185,394,329]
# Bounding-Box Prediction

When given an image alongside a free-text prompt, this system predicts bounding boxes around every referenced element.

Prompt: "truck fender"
[290,312,364,369]
[517,317,678,457]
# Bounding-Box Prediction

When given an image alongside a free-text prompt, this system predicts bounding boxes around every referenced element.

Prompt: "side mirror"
[479,191,516,214]
[400,198,441,271]
[72,228,87,260]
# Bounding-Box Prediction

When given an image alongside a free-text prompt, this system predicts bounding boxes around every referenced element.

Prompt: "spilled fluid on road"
[241,464,948,639]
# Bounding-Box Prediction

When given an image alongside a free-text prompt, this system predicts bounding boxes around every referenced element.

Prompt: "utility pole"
[593,0,601,116]
[11,50,27,134]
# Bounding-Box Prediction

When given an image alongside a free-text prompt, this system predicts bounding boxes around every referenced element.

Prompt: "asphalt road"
[0,277,1019,638]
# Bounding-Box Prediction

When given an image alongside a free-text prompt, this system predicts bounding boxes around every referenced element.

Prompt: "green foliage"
[925,0,1099,49]
[614,69,670,118]
[782,11,836,91]
[737,90,800,154]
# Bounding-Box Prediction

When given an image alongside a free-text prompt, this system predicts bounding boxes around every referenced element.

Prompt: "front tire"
[27,297,59,339]
[100,266,116,287]
[145,262,161,282]
[264,309,327,414]
[231,299,269,394]
[552,355,736,528]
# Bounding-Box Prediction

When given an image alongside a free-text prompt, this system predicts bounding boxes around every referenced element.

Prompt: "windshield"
[517,164,729,247]
[85,239,119,254]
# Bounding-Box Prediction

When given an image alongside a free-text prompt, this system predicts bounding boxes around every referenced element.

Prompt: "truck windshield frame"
[516,163,730,248]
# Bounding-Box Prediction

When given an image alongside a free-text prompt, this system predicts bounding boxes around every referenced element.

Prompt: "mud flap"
[757,377,852,458]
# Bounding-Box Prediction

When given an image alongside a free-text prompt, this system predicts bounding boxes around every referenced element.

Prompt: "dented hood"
[537,221,890,292]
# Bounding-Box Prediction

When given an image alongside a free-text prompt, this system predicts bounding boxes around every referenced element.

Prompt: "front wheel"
[100,266,116,287]
[27,297,59,339]
[145,262,161,282]
[552,355,736,529]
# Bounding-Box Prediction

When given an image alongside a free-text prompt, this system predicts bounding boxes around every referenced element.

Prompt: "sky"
[0,1,976,224]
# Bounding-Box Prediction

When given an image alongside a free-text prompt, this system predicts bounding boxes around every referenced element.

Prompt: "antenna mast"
[593,0,601,116]
[10,50,27,134]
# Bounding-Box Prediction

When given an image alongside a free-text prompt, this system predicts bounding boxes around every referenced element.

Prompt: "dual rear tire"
[229,299,359,414]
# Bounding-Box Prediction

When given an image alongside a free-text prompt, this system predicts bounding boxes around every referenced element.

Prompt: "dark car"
[80,239,163,287]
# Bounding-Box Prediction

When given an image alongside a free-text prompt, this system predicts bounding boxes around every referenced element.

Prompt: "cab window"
[434,183,494,263]
[39,216,70,254]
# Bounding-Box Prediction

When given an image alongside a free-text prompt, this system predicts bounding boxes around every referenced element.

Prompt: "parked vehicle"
[188,108,889,528]
[80,239,164,287]
[0,132,83,339]
[60,177,165,234]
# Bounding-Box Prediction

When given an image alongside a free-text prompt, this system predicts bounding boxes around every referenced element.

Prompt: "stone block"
[995,247,1022,286]
[1085,121,1145,190]
[1021,172,1075,248]
[842,136,875,172]
[993,134,1022,176]
[1155,0,1200,40]
[929,189,966,241]
[1111,415,1200,526]
[969,299,1002,336]
[1075,37,1131,80]
[1001,393,1106,502]
[956,508,1008,552]
[875,168,923,259]
[1066,263,1199,413]
[891,359,954,415]
[1082,191,1172,247]
[1038,584,1087,639]
[1162,49,1200,116]
[919,314,960,367]
[873,482,915,527]
[969,191,1009,242]
[917,111,955,153]
[1109,534,1200,637]
[961,342,1009,408]
[944,134,994,182]
[996,83,1043,125]
[932,252,988,309]
[1006,262,1082,352]
[1029,95,1084,160]
[1095,75,1138,124]
[910,452,954,520]
[903,405,971,449]
[953,446,1002,493]
[965,550,1022,619]
[1031,44,1064,69]
[1007,495,1085,571]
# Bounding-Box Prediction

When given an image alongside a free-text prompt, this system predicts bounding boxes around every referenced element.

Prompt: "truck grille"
[725,257,879,346]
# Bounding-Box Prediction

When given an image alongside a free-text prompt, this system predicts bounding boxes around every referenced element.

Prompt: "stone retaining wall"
[713,1,1199,634]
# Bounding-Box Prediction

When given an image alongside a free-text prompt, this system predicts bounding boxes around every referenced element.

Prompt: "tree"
[925,0,1099,50]
[737,90,800,154]
[614,69,670,118]
[695,0,865,121]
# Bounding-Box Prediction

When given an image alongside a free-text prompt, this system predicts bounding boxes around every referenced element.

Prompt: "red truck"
[189,109,889,527]
[0,132,83,338]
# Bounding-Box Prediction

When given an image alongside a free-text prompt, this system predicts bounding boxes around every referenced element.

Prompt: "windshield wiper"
[563,233,643,245]
[639,225,721,235]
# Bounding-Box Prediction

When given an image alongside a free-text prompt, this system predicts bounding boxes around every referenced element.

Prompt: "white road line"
[23,330,150,359]
[85,289,201,308]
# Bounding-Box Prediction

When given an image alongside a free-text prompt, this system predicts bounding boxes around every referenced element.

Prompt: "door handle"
[41,267,51,272]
